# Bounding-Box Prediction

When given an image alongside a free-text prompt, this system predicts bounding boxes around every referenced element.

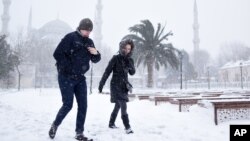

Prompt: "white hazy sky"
[1,0,250,58]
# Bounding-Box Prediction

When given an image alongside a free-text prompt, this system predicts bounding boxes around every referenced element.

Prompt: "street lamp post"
[207,66,210,89]
[90,62,93,94]
[240,62,243,89]
[179,51,183,90]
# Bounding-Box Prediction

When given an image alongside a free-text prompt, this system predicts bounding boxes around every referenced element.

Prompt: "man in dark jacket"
[49,18,101,141]
[98,39,135,134]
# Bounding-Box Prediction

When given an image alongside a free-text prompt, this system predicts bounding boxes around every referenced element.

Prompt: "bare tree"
[217,42,250,66]
[11,30,29,90]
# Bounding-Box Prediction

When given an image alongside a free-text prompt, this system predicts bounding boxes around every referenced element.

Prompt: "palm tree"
[123,20,179,88]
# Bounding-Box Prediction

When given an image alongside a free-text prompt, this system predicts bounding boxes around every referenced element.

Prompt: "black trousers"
[109,100,131,129]
[53,74,87,134]
[112,100,128,116]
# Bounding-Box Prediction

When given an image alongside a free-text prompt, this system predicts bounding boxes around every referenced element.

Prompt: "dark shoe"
[75,133,88,141]
[109,113,117,128]
[49,123,58,139]
[109,124,118,129]
[125,128,134,134]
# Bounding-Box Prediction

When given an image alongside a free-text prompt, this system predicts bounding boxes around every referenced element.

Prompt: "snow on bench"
[136,93,165,100]
[210,99,250,125]
[154,96,194,106]
[153,92,223,106]
[171,96,250,112]
[137,95,150,100]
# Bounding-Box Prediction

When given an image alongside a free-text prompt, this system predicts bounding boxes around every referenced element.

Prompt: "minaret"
[27,6,32,35]
[93,0,103,49]
[192,0,202,78]
[193,0,200,51]
[1,0,11,35]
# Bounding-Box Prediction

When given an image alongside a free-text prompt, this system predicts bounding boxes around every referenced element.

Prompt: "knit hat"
[78,18,93,31]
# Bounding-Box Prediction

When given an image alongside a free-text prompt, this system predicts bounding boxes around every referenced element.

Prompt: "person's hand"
[98,84,103,93]
[126,57,133,68]
[88,47,98,55]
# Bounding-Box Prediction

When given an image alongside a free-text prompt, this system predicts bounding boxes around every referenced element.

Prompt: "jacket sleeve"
[88,39,101,63]
[91,51,101,63]
[128,58,136,75]
[53,34,72,69]
[99,56,116,86]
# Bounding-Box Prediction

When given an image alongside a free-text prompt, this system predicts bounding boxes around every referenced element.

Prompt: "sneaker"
[125,128,134,134]
[48,123,58,139]
[109,124,118,129]
[75,133,88,141]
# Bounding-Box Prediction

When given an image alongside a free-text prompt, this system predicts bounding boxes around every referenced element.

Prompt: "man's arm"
[88,47,101,63]
[53,34,72,71]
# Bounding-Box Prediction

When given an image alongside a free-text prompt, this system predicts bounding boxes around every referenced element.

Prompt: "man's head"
[78,18,93,37]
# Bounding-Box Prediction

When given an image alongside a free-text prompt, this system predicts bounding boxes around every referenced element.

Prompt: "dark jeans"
[109,100,131,129]
[53,74,87,134]
[111,100,128,116]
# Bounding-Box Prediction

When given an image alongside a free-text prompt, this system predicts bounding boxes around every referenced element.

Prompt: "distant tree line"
[0,34,20,88]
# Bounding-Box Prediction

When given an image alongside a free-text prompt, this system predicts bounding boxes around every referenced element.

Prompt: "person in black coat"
[49,18,101,140]
[98,39,136,134]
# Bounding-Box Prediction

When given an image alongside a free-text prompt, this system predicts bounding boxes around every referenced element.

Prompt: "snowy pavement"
[0,88,249,141]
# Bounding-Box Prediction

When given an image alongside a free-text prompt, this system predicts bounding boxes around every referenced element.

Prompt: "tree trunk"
[18,73,21,91]
[6,73,10,89]
[15,65,21,91]
[147,57,154,88]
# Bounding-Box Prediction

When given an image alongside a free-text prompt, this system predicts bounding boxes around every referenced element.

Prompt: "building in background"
[218,60,250,83]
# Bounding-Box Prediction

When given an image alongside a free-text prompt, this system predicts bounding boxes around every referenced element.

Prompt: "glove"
[127,58,134,70]
[98,84,103,93]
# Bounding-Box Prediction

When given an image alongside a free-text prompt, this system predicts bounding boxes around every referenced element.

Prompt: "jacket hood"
[119,39,134,57]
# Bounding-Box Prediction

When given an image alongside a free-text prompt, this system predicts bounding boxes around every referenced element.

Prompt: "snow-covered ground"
[0,88,249,141]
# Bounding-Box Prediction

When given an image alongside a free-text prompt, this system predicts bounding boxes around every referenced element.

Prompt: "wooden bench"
[137,95,150,100]
[170,98,200,112]
[192,92,200,95]
[200,91,223,97]
[135,93,166,100]
[154,96,170,105]
[201,93,223,97]
[242,94,250,97]
[172,96,250,112]
[128,94,136,101]
[128,94,136,97]
[168,92,177,94]
[154,96,194,106]
[210,100,250,125]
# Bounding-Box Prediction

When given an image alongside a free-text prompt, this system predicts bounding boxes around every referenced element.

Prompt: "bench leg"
[179,103,181,112]
[214,107,218,125]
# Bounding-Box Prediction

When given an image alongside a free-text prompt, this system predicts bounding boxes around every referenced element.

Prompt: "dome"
[38,19,73,40]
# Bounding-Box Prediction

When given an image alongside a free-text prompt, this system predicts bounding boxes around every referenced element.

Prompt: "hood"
[119,39,135,57]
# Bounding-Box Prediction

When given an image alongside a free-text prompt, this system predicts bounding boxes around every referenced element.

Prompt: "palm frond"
[157,31,173,44]
[129,24,144,34]
[141,20,155,40]
[129,20,155,43]
[136,54,146,67]
[154,23,161,41]
[122,34,145,44]
[152,43,179,69]
[155,61,160,71]
[154,23,165,42]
